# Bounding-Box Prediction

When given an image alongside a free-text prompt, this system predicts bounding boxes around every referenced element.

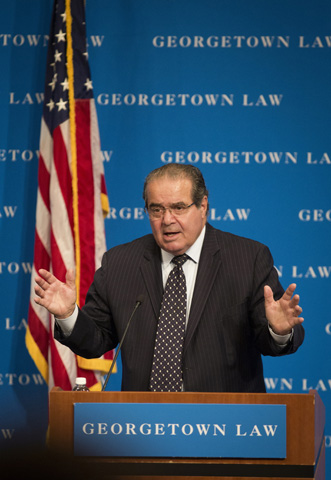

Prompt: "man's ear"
[200,195,208,217]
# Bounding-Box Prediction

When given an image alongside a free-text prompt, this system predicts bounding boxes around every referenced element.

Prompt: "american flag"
[26,0,112,390]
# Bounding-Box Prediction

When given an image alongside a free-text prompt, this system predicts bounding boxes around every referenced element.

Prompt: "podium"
[48,388,325,480]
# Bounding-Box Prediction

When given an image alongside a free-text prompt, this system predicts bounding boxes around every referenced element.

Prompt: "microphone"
[102,294,144,391]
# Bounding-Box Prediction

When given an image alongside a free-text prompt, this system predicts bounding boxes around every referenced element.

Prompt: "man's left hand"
[264,283,304,335]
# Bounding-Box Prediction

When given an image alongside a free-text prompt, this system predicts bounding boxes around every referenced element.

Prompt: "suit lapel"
[140,240,163,320]
[184,224,222,353]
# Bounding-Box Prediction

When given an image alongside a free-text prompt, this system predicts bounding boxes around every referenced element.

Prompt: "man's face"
[146,176,208,256]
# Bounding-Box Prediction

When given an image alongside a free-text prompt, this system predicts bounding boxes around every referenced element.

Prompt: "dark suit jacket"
[55,223,304,392]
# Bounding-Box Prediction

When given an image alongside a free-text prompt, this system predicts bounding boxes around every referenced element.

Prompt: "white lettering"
[100,151,114,162]
[302,379,312,391]
[299,36,331,48]
[264,378,293,391]
[161,151,297,165]
[105,207,145,220]
[167,423,179,435]
[298,209,331,222]
[96,93,284,108]
[83,423,94,435]
[0,34,12,46]
[182,424,194,436]
[292,265,331,279]
[9,92,44,104]
[243,94,282,107]
[307,152,331,164]
[196,424,210,435]
[0,262,33,274]
[210,208,250,221]
[32,374,44,385]
[89,35,105,47]
[152,35,290,49]
[1,205,17,218]
[155,424,165,435]
[274,265,283,277]
[98,423,108,435]
[250,425,262,436]
[0,373,43,387]
[236,425,247,436]
[264,425,278,436]
[5,318,27,330]
[1,429,15,440]
[302,379,331,391]
[126,423,136,435]
[97,93,109,105]
[213,424,226,436]
[0,34,49,47]
[0,149,39,162]
[27,34,41,46]
[140,423,151,435]
[110,423,123,435]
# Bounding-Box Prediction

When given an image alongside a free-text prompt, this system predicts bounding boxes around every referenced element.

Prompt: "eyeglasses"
[146,202,195,219]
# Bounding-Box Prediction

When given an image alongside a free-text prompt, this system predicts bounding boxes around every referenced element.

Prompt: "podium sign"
[49,389,325,479]
[74,402,286,458]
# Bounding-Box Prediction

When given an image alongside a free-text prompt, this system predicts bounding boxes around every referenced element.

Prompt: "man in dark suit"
[34,164,304,392]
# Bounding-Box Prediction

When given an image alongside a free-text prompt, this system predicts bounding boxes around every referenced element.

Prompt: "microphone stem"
[102,300,142,391]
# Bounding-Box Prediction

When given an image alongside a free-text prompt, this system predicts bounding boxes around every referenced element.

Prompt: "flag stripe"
[49,332,73,390]
[38,155,51,212]
[50,229,68,282]
[39,118,53,171]
[27,304,49,362]
[33,230,50,274]
[26,324,49,383]
[52,126,74,232]
[76,100,96,304]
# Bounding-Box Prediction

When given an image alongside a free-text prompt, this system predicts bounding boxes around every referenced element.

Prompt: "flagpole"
[65,0,81,306]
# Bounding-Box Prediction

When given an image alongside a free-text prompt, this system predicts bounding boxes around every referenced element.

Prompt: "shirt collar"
[161,225,206,267]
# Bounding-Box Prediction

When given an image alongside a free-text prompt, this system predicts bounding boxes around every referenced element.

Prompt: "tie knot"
[172,254,189,268]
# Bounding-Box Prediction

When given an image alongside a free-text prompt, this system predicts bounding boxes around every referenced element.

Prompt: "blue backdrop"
[0,0,330,473]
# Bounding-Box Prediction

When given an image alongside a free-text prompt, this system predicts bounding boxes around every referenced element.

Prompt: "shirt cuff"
[268,324,293,346]
[55,304,78,337]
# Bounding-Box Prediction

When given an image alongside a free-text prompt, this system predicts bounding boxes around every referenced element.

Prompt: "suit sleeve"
[249,245,305,356]
[54,252,119,358]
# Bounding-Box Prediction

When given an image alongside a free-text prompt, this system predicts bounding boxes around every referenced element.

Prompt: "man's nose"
[162,208,176,223]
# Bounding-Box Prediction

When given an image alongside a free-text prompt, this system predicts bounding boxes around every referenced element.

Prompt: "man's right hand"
[34,269,77,319]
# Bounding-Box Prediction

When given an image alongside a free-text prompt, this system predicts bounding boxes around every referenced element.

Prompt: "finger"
[34,284,44,298]
[34,292,46,306]
[288,294,300,308]
[281,283,297,302]
[35,274,53,293]
[34,275,43,287]
[264,285,274,304]
[34,273,50,291]
[294,304,303,316]
[34,296,41,306]
[38,269,57,285]
[65,269,76,289]
[293,315,304,325]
